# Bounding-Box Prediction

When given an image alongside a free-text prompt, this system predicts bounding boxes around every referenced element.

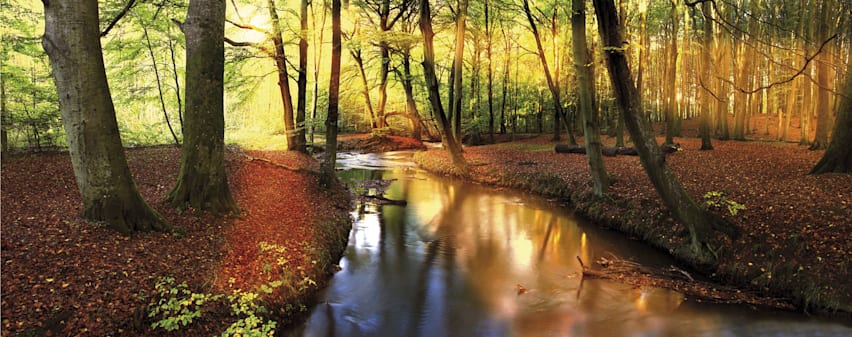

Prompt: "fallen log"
[554,144,679,156]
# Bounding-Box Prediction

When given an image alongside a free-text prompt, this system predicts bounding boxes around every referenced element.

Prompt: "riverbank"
[413,136,851,314]
[1,146,351,336]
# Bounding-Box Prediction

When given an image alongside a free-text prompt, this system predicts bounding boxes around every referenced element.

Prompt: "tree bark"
[167,0,237,214]
[572,0,608,197]
[310,1,327,145]
[593,0,738,256]
[664,0,679,146]
[420,0,467,171]
[450,0,468,141]
[698,0,713,150]
[522,0,574,144]
[42,0,170,234]
[268,0,299,151]
[321,0,342,185]
[810,58,852,173]
[296,0,309,151]
[400,47,423,140]
[485,0,495,143]
[810,0,832,150]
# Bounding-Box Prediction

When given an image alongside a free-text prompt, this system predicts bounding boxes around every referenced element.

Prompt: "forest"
[1,0,851,335]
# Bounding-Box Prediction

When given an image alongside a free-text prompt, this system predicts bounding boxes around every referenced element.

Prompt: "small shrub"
[703,191,746,216]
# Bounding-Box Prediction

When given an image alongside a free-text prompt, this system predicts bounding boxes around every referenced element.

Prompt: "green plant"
[703,191,746,216]
[221,290,277,337]
[148,277,222,331]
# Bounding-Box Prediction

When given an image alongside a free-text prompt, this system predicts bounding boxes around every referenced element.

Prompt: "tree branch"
[224,37,275,58]
[226,19,269,34]
[100,0,139,38]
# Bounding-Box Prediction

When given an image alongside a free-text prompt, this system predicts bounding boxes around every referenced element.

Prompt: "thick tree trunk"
[321,0,342,185]
[810,61,852,173]
[572,0,608,197]
[296,0,309,152]
[43,0,169,234]
[593,0,738,256]
[420,0,467,171]
[167,0,237,214]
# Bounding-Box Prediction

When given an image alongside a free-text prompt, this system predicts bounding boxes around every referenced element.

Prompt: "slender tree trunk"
[295,0,309,152]
[572,0,608,197]
[420,0,467,171]
[375,0,394,130]
[268,0,299,150]
[450,0,469,141]
[310,1,327,145]
[500,24,511,135]
[699,0,713,150]
[593,0,738,256]
[142,23,180,147]
[321,0,342,185]
[522,0,574,144]
[664,0,679,146]
[167,38,184,131]
[43,0,170,233]
[401,47,423,140]
[810,0,832,150]
[350,49,377,129]
[485,0,495,143]
[1,62,7,154]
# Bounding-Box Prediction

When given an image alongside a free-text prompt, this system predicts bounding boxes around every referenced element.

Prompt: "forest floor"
[1,146,351,336]
[414,134,851,315]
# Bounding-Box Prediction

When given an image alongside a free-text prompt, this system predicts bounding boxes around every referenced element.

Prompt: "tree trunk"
[42,0,170,234]
[810,0,832,150]
[1,66,7,154]
[593,0,738,256]
[699,0,713,150]
[375,0,393,130]
[350,48,377,129]
[572,0,608,197]
[420,0,467,171]
[522,0,574,144]
[450,0,468,141]
[810,59,852,173]
[268,0,299,150]
[167,0,237,214]
[310,1,327,145]
[664,0,679,146]
[401,48,423,140]
[485,0,495,143]
[142,23,181,147]
[321,0,342,185]
[296,0,309,152]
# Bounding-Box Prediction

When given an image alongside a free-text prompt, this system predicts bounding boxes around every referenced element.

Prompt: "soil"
[413,133,851,315]
[1,146,351,336]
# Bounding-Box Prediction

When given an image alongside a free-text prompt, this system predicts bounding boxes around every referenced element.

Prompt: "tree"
[592,0,738,256]
[420,0,467,171]
[296,0,310,151]
[810,61,852,174]
[42,0,170,234]
[449,0,469,140]
[167,0,238,214]
[809,0,833,150]
[522,0,574,144]
[571,0,608,197]
[697,0,713,150]
[321,0,342,185]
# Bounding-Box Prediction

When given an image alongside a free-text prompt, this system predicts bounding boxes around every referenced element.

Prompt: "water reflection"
[286,152,851,337]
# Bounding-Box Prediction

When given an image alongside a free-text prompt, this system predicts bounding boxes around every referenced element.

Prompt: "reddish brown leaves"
[1,147,350,336]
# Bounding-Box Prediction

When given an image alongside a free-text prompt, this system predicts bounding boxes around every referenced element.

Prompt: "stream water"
[285,151,850,337]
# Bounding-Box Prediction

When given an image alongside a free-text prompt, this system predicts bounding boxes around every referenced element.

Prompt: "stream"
[285,151,851,337]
